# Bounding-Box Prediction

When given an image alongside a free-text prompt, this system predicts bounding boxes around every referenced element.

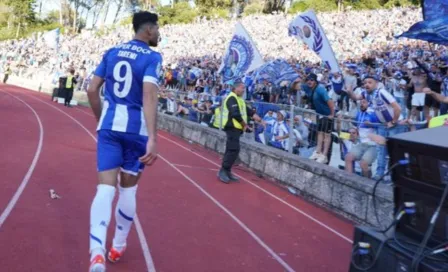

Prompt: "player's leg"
[89,130,123,272]
[109,133,147,262]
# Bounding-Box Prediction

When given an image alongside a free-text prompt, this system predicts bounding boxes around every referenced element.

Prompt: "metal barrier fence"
[158,89,428,180]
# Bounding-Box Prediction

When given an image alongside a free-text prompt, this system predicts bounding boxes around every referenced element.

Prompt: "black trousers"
[3,74,9,83]
[222,128,242,171]
[65,89,73,105]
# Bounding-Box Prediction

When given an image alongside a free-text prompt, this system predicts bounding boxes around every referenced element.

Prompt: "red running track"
[0,85,354,272]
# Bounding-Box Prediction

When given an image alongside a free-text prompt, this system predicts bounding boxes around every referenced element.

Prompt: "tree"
[196,0,232,9]
[90,0,106,27]
[68,0,92,30]
[3,0,37,37]
[112,0,125,24]
[125,0,153,11]
[263,0,286,13]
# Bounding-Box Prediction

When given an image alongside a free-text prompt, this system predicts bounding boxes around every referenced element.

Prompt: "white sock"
[112,184,138,251]
[90,184,116,260]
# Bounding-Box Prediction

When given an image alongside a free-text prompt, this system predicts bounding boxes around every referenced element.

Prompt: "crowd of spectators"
[1,7,447,182]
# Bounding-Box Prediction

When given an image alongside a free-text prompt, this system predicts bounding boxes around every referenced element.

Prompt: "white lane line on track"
[0,90,44,229]
[21,94,156,272]
[27,94,296,272]
[158,134,354,244]
[74,107,94,116]
[171,163,218,171]
[158,155,296,272]
[67,104,353,244]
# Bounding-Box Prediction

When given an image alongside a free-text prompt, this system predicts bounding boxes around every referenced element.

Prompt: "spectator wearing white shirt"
[165,92,178,115]
[342,68,357,112]
[269,110,290,151]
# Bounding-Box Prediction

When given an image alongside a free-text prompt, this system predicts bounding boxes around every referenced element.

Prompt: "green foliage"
[0,0,424,40]
[287,0,418,14]
[244,2,264,15]
[196,0,232,9]
[198,7,230,19]
[345,0,382,10]
[120,15,133,26]
[288,0,337,14]
[383,0,419,8]
[307,0,338,12]
[158,2,198,25]
[288,0,310,14]
[4,0,37,23]
[0,22,63,41]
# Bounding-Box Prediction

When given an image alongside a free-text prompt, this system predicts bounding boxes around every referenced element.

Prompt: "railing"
[157,89,428,180]
[4,69,428,181]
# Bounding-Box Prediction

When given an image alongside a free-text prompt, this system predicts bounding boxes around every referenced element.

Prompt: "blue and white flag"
[396,18,448,46]
[423,0,448,21]
[251,59,299,86]
[42,28,60,50]
[288,10,340,73]
[218,22,264,83]
[396,0,448,45]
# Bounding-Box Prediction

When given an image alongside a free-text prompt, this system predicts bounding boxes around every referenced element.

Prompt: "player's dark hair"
[132,11,158,33]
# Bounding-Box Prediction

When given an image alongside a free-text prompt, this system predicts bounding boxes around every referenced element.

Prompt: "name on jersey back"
[115,43,152,61]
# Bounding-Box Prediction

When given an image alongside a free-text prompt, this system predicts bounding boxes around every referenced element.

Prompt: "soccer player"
[86,11,162,272]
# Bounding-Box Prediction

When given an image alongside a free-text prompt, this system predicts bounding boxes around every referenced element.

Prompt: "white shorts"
[412,93,426,107]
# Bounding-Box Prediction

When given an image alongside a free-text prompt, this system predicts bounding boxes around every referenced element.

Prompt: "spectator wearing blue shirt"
[304,73,335,164]
[186,98,199,122]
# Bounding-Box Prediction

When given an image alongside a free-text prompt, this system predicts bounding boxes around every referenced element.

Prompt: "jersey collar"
[131,39,149,46]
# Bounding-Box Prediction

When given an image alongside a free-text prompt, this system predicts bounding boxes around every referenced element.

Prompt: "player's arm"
[87,50,108,121]
[143,82,159,140]
[87,76,105,122]
[344,84,362,101]
[139,54,163,166]
[142,53,163,141]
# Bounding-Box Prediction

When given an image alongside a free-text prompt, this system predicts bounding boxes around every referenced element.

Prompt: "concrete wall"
[6,76,89,105]
[158,113,395,227]
[8,76,394,227]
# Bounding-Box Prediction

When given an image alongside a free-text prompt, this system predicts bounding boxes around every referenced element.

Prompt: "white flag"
[42,28,60,50]
[288,10,340,73]
[219,22,264,83]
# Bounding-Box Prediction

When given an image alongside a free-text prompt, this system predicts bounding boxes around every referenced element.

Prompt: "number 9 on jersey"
[113,60,132,98]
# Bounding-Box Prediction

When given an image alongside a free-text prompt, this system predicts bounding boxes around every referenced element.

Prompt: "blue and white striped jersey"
[95,39,163,136]
[361,88,397,124]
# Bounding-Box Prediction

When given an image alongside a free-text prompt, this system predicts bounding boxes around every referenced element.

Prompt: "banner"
[218,22,264,83]
[288,10,340,73]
